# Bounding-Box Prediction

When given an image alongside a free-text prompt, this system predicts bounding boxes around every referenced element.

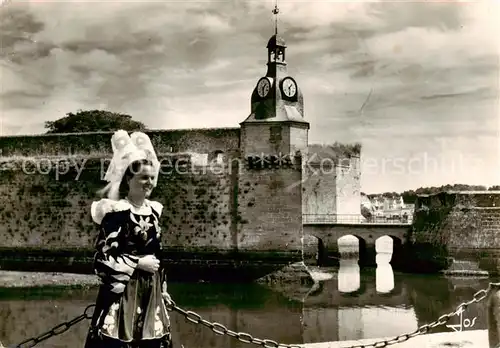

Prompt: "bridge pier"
[321,240,398,270]
[389,238,405,271]
[358,244,375,268]
[317,238,329,266]
[311,243,400,269]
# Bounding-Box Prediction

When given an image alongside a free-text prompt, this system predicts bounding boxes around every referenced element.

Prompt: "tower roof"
[240,0,308,127]
[267,34,286,49]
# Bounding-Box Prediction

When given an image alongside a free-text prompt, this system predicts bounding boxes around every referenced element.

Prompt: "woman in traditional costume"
[84,130,174,348]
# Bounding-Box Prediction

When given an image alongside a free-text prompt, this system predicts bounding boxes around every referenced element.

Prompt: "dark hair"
[118,159,154,199]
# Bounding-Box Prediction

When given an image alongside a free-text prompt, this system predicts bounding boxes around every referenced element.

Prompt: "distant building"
[360,194,373,211]
[365,195,414,222]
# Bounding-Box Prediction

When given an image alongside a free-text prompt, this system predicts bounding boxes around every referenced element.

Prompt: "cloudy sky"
[1,0,499,193]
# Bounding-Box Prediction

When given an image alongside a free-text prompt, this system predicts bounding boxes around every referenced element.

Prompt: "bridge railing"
[302,214,413,225]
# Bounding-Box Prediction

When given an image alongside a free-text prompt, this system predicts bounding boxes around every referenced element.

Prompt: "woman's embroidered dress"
[84,199,172,347]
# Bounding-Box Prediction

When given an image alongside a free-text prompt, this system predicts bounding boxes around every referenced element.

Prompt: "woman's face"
[128,164,155,198]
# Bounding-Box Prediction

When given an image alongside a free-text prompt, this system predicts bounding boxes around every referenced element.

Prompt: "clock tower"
[240,3,309,158]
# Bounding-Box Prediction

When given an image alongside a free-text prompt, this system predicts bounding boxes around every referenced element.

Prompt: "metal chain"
[9,282,499,348]
[167,282,499,348]
[336,283,498,348]
[168,302,302,348]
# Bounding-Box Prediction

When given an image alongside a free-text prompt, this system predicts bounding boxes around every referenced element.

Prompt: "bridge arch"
[337,234,367,265]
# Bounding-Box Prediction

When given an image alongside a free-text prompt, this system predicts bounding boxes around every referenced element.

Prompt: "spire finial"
[272,0,279,35]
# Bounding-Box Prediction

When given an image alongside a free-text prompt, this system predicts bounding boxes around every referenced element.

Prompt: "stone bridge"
[303,214,412,268]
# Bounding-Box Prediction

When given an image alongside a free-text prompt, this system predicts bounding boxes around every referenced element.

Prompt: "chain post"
[487,282,500,348]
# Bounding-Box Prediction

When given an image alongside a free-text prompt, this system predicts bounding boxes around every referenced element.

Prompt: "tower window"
[216,152,224,164]
[277,49,284,62]
[270,126,282,144]
[209,150,225,164]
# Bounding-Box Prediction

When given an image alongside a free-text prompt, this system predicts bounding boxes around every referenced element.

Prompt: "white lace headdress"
[99,130,160,200]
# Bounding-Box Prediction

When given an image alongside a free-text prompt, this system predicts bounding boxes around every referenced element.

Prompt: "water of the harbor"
[0,237,495,347]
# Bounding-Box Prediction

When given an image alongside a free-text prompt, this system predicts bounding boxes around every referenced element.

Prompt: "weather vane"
[272,0,279,35]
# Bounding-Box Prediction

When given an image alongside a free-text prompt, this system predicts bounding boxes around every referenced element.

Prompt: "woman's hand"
[137,255,160,273]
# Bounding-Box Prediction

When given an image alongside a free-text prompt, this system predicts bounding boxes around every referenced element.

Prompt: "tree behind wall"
[44,110,147,133]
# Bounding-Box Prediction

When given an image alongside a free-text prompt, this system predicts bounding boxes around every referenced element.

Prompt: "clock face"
[257,78,270,98]
[281,77,297,98]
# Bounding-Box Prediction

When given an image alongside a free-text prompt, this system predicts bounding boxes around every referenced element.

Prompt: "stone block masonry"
[0,129,306,280]
[154,160,236,251]
[237,163,303,252]
[412,191,500,248]
[0,128,240,157]
[302,155,361,219]
[411,191,500,275]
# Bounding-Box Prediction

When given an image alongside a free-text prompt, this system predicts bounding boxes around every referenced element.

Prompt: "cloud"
[0,0,498,192]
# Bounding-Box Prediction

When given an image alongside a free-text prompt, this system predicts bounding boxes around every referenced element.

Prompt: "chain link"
[336,283,499,348]
[9,282,500,348]
[167,303,302,348]
[11,304,95,348]
[166,283,496,348]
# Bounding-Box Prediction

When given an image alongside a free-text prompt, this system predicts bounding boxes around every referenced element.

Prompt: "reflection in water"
[338,308,363,341]
[303,259,417,344]
[1,272,497,347]
[0,284,304,348]
[337,307,416,342]
[338,253,395,294]
[357,307,417,340]
[376,253,395,293]
[338,259,360,293]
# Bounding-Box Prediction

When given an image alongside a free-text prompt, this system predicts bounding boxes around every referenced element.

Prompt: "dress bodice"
[90,198,164,258]
[122,208,162,256]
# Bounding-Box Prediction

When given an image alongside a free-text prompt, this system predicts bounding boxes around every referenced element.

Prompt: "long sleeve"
[93,211,140,294]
